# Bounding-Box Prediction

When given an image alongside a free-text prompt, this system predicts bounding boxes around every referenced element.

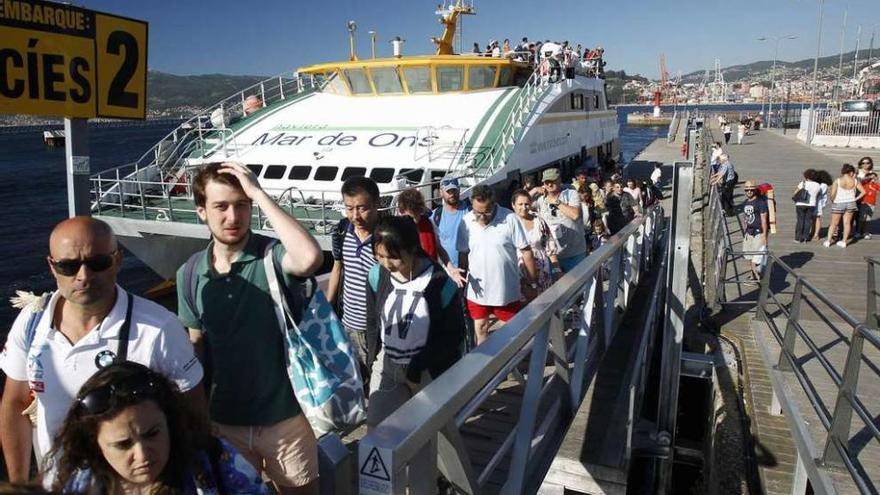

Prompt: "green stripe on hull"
[457,87,516,164]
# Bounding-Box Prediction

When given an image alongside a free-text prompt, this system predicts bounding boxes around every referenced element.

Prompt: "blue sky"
[83,0,879,79]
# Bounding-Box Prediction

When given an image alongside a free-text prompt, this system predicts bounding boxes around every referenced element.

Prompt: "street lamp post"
[758,34,798,128]
[807,0,826,146]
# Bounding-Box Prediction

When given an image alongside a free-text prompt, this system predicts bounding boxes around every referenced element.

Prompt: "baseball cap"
[440,177,460,191]
[541,168,560,182]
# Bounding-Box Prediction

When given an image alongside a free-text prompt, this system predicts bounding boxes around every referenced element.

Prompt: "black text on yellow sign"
[0,0,148,119]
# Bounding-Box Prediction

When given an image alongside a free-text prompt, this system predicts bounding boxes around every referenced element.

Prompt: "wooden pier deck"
[716,127,880,494]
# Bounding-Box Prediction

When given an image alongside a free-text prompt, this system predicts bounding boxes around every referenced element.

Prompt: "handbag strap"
[263,240,297,347]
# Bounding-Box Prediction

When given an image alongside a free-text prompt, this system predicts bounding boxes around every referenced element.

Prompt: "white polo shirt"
[0,286,203,460]
[456,206,530,306]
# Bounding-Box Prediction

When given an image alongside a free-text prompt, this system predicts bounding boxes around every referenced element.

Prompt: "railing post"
[756,257,775,323]
[260,82,266,105]
[777,278,803,372]
[604,249,623,344]
[867,259,877,330]
[822,325,866,467]
[278,76,285,100]
[116,169,125,218]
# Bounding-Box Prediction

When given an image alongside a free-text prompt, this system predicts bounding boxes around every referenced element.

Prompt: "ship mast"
[431,1,475,55]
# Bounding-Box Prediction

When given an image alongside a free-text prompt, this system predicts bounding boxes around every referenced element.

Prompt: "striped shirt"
[340,226,375,333]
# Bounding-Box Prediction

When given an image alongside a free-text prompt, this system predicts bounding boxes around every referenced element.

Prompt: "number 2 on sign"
[106,31,138,108]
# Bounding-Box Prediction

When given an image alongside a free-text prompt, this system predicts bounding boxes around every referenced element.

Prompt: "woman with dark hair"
[824,163,865,248]
[812,169,833,241]
[396,187,465,287]
[364,216,465,429]
[511,189,560,294]
[793,169,821,242]
[50,361,266,494]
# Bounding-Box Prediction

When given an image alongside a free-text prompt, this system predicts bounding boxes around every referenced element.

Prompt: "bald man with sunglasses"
[0,217,205,484]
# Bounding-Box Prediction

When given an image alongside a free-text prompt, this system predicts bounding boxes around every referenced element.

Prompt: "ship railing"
[90,167,459,234]
[455,64,551,180]
[91,70,326,187]
[705,179,880,493]
[357,205,666,494]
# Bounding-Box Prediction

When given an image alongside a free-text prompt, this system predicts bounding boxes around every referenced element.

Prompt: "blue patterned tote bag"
[263,242,366,436]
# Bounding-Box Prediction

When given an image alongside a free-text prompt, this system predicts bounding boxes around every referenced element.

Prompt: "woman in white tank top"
[824,163,864,247]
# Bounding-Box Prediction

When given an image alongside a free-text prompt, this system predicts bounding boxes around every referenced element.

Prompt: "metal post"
[260,82,266,105]
[777,278,803,371]
[791,450,809,495]
[867,259,877,329]
[115,168,124,218]
[756,257,775,322]
[278,76,285,100]
[822,325,866,466]
[64,118,91,217]
[807,0,826,146]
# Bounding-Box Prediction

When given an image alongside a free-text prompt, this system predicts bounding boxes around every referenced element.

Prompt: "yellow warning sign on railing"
[0,0,147,119]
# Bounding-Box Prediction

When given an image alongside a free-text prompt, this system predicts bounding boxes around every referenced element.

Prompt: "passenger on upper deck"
[456,185,538,345]
[243,95,263,116]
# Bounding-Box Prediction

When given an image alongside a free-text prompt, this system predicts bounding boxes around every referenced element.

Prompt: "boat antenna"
[348,20,358,61]
[369,30,377,59]
[431,0,475,55]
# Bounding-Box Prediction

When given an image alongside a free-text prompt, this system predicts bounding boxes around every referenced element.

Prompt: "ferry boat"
[90,1,621,279]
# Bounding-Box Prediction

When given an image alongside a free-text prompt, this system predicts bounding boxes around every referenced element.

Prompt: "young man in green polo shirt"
[176,162,323,494]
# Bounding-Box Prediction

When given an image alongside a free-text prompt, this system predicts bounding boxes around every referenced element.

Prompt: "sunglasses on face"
[744,188,757,192]
[50,251,117,276]
[77,376,158,416]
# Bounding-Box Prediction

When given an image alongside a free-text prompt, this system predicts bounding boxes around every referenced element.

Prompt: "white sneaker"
[836,240,847,248]
[865,234,873,240]
[823,240,831,247]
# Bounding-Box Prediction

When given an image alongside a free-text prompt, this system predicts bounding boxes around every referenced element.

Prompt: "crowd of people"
[0,160,662,493]
[470,37,606,78]
[710,139,877,281]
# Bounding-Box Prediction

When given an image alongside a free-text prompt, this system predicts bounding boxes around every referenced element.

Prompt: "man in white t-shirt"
[457,185,538,345]
[0,217,204,483]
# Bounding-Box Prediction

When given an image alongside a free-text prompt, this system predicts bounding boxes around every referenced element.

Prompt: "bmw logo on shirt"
[95,350,117,369]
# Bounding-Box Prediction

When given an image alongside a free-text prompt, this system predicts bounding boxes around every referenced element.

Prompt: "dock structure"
[706,127,880,494]
[42,129,65,146]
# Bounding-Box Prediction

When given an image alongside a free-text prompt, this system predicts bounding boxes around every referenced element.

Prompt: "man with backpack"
[432,177,470,268]
[1,217,204,484]
[176,162,323,494]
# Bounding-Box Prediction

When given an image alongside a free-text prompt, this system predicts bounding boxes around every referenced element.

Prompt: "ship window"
[498,67,512,86]
[288,165,312,180]
[264,165,287,179]
[371,68,404,94]
[341,167,367,180]
[570,94,584,110]
[402,67,432,93]
[400,168,423,183]
[594,94,600,109]
[343,69,372,95]
[468,65,497,90]
[314,166,339,181]
[369,167,396,183]
[246,164,263,176]
[437,66,464,92]
[325,71,347,94]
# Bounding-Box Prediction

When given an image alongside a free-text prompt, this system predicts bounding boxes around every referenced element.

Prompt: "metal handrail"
[704,161,880,493]
[357,205,666,494]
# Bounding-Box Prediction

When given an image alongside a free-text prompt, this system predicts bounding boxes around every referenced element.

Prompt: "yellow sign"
[0,0,148,119]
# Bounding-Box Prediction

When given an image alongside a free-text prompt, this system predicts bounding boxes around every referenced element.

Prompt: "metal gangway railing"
[356,204,666,494]
[88,69,325,208]
[704,179,880,493]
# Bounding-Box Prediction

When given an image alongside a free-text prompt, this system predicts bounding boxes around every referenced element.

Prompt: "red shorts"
[466,299,522,321]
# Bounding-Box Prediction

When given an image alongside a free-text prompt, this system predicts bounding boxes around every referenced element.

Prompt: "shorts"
[742,233,767,266]
[466,299,522,321]
[559,253,587,273]
[831,201,858,214]
[859,203,875,222]
[213,414,319,487]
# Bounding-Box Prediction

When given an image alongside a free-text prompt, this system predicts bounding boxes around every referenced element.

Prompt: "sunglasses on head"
[50,251,117,276]
[77,375,158,416]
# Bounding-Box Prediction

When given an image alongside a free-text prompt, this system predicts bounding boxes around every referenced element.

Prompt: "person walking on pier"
[457,185,538,345]
[824,164,864,248]
[741,181,769,280]
[710,154,737,216]
[177,162,323,494]
[1,217,205,485]
[535,168,587,273]
[433,177,470,268]
[736,122,746,145]
[793,169,821,242]
[721,122,732,145]
[364,217,465,429]
[812,170,833,241]
[512,189,561,294]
